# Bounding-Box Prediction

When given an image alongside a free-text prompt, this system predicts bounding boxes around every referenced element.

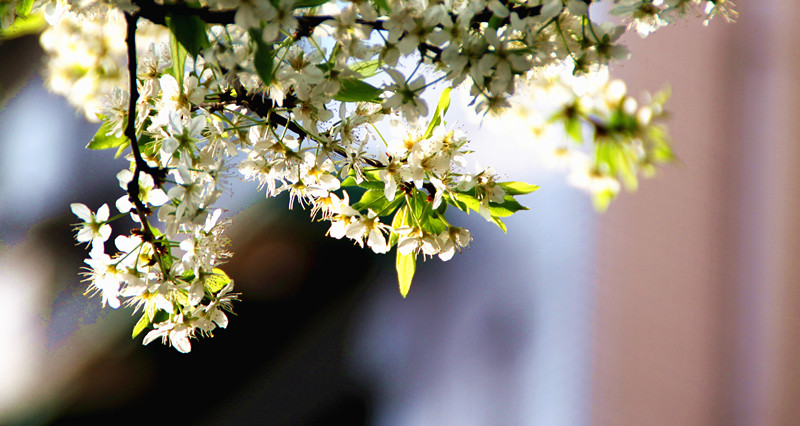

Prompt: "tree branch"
[133,0,236,26]
[130,0,541,41]
[124,11,166,247]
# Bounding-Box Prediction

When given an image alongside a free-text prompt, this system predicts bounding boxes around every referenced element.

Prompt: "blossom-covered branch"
[0,0,736,352]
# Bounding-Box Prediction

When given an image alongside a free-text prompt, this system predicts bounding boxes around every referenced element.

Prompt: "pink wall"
[592,3,800,425]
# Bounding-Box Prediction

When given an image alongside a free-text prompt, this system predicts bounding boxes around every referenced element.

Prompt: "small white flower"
[84,250,122,309]
[115,169,169,215]
[142,315,193,353]
[437,227,471,261]
[345,210,391,254]
[71,203,112,250]
[396,226,440,257]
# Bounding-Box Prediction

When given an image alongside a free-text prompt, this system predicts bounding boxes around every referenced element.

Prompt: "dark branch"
[133,0,236,26]
[131,0,541,42]
[124,12,167,247]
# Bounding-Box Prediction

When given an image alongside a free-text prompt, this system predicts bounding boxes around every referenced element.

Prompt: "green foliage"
[349,59,382,78]
[293,0,331,8]
[333,78,383,103]
[352,189,394,214]
[0,11,44,40]
[87,116,128,150]
[132,310,152,338]
[424,87,452,139]
[497,181,540,195]
[390,204,410,246]
[165,13,210,58]
[15,0,34,16]
[250,29,275,86]
[205,268,232,293]
[341,169,385,190]
[167,29,188,87]
[396,251,416,298]
[371,0,390,13]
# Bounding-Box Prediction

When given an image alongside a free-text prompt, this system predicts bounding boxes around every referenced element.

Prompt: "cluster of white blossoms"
[491,63,673,210]
[1,0,734,352]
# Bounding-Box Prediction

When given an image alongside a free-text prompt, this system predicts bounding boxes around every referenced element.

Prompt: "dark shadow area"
[41,196,382,426]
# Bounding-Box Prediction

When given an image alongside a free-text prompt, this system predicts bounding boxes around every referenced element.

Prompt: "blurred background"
[1,2,799,425]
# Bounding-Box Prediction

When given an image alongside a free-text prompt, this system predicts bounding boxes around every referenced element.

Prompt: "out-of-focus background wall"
[595,2,800,425]
[1,2,799,425]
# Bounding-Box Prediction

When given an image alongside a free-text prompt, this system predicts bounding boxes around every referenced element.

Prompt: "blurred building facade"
[594,2,800,425]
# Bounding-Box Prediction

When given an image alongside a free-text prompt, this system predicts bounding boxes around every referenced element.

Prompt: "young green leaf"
[205,268,232,293]
[389,204,410,247]
[165,13,210,58]
[489,196,528,217]
[497,181,540,195]
[446,192,470,213]
[453,192,528,218]
[396,250,416,298]
[565,116,583,142]
[14,0,34,16]
[250,29,274,86]
[168,28,188,87]
[88,121,128,150]
[422,212,448,235]
[353,189,388,211]
[0,12,44,40]
[132,311,152,338]
[371,0,390,13]
[492,216,508,233]
[350,59,382,78]
[591,188,616,212]
[424,86,452,138]
[333,78,383,103]
[293,0,331,8]
[341,175,385,190]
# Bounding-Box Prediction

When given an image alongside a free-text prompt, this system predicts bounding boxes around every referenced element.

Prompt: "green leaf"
[205,268,232,293]
[293,0,331,8]
[396,250,416,298]
[353,189,403,216]
[0,12,44,40]
[350,59,381,78]
[422,212,447,235]
[497,181,540,195]
[372,0,390,13]
[250,29,274,86]
[88,120,128,150]
[596,140,637,190]
[15,0,34,16]
[353,189,388,211]
[341,168,385,190]
[491,216,507,233]
[175,288,190,308]
[389,204,410,247]
[446,192,470,213]
[341,176,385,190]
[488,196,529,217]
[488,15,504,30]
[565,116,583,142]
[453,192,528,219]
[333,78,383,103]
[424,86,452,139]
[453,192,482,213]
[591,188,616,212]
[165,13,210,58]
[401,190,432,230]
[132,311,151,338]
[168,28,188,87]
[152,309,170,324]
